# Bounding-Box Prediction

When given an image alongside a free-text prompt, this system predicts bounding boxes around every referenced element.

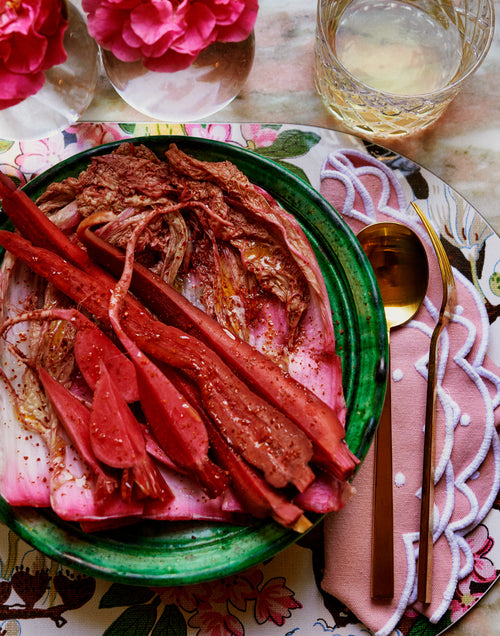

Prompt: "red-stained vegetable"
[0,231,315,493]
[206,417,309,530]
[0,172,96,274]
[0,171,357,481]
[74,326,139,403]
[90,361,172,503]
[36,365,118,502]
[80,228,358,480]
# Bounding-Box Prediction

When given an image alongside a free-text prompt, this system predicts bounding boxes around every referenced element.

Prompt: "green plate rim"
[0,135,387,586]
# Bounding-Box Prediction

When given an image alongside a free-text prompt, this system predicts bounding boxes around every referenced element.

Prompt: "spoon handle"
[371,330,394,600]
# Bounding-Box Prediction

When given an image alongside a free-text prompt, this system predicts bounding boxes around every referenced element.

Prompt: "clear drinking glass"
[314,0,495,138]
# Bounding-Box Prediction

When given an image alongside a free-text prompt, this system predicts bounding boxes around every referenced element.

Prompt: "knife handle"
[371,332,394,600]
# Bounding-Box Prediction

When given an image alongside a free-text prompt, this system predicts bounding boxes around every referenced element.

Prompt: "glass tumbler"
[314,0,495,138]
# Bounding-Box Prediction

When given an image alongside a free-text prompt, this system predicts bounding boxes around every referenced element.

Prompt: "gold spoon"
[358,222,429,600]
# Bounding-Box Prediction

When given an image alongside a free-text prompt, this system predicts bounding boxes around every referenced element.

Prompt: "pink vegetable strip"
[0,172,97,275]
[140,423,184,472]
[294,472,355,514]
[0,262,51,508]
[91,363,139,468]
[74,327,139,403]
[82,465,241,530]
[143,466,240,524]
[104,225,229,499]
[90,361,173,503]
[206,416,308,530]
[0,393,51,507]
[37,365,118,502]
[287,292,346,422]
[52,478,144,523]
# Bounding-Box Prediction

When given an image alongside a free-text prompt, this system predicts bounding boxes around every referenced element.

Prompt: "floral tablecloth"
[0,122,499,636]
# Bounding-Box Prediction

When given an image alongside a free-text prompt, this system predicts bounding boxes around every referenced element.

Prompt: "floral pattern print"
[0,531,95,632]
[0,122,498,636]
[450,525,498,622]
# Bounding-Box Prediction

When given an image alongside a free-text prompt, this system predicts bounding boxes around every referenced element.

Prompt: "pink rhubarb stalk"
[90,361,173,503]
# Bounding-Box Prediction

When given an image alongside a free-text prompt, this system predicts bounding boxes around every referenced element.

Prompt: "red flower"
[0,0,68,110]
[254,577,301,626]
[82,0,258,72]
[188,606,245,636]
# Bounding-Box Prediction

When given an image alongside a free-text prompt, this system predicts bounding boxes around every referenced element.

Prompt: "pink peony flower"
[241,124,279,148]
[0,0,68,110]
[184,123,233,142]
[449,524,498,622]
[83,0,258,72]
[15,134,75,174]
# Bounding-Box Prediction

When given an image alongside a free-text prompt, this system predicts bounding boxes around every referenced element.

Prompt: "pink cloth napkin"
[319,149,500,635]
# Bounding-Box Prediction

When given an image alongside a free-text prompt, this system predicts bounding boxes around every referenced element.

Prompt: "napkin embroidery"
[320,148,408,223]
[319,149,500,635]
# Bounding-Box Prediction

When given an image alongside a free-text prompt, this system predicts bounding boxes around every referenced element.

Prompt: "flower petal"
[0,0,68,110]
[129,1,177,45]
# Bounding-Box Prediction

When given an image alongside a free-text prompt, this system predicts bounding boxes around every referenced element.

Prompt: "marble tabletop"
[14,1,500,634]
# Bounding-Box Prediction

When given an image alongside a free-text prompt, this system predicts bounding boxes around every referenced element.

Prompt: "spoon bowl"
[357,222,429,330]
[357,221,429,600]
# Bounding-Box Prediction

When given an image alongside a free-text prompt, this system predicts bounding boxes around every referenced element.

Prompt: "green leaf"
[0,139,14,153]
[489,271,500,297]
[407,610,452,635]
[99,582,156,608]
[271,159,311,184]
[119,123,137,134]
[256,130,321,159]
[151,604,187,636]
[103,600,160,636]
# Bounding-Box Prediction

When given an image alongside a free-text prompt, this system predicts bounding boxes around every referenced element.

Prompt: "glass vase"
[101,32,255,122]
[0,1,99,142]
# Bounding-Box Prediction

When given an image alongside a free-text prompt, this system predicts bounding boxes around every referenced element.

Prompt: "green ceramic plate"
[0,136,387,586]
